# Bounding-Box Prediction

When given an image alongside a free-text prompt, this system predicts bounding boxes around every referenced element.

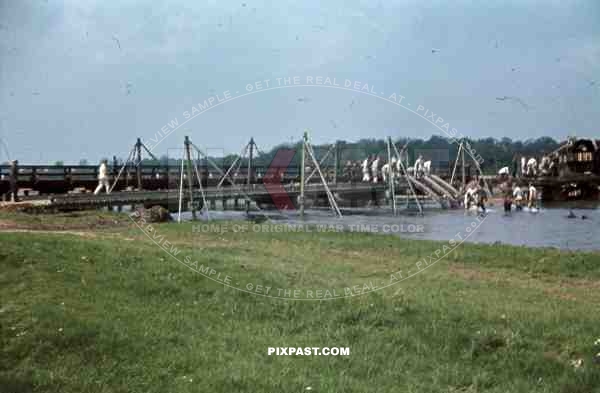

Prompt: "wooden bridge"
[0,162,298,195]
[37,182,396,212]
[2,135,599,211]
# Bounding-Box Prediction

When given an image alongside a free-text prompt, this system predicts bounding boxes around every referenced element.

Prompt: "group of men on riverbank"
[500,182,538,212]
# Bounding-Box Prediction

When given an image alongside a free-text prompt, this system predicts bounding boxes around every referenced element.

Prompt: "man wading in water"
[528,183,537,209]
[475,182,487,213]
[502,180,513,213]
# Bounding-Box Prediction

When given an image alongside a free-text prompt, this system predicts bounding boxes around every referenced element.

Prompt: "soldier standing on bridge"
[343,161,353,183]
[94,159,111,195]
[351,161,360,182]
[371,156,380,183]
[362,157,370,182]
[390,157,397,180]
[414,155,424,179]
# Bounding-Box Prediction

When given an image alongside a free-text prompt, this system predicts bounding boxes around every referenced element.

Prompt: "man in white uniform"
[539,156,551,175]
[371,156,380,183]
[527,158,537,177]
[423,160,431,176]
[381,162,390,183]
[513,185,523,210]
[396,158,403,176]
[390,157,397,179]
[414,155,424,178]
[498,166,510,176]
[361,158,370,182]
[528,183,537,209]
[464,187,476,209]
[94,159,111,195]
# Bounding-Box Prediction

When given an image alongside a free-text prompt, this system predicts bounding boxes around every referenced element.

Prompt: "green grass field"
[1,211,599,392]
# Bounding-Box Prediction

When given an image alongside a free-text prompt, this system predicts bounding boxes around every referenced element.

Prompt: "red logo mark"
[263,149,296,211]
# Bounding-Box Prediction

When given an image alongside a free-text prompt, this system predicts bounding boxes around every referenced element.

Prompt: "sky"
[0,0,599,164]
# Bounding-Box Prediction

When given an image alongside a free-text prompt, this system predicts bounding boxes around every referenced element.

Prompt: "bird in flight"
[122,81,133,95]
[496,96,531,111]
[112,35,121,50]
[344,98,356,112]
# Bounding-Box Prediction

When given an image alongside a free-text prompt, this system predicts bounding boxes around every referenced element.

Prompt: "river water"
[177,203,599,251]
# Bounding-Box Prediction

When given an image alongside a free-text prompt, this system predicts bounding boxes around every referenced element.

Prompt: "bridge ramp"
[406,176,446,206]
[427,174,461,199]
[420,176,458,202]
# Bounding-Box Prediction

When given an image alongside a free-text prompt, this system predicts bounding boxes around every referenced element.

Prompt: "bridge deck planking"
[44,182,395,209]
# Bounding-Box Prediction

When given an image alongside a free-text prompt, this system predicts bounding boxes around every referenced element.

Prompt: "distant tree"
[54,160,64,166]
[222,154,240,167]
[79,159,88,165]
[141,157,160,166]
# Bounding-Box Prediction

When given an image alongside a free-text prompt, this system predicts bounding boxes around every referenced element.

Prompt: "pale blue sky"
[1,0,599,163]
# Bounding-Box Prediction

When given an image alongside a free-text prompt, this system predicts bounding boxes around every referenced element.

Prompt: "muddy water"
[178,203,599,251]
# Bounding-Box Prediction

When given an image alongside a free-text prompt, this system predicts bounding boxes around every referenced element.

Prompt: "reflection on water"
[179,203,599,251]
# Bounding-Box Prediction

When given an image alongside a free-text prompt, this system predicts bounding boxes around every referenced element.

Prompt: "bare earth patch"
[447,264,600,302]
[0,219,20,229]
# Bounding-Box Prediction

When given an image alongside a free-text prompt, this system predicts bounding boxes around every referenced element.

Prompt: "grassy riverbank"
[1,211,599,392]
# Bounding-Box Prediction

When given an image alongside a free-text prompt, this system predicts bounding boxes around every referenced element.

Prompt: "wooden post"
[204,154,209,187]
[177,155,184,223]
[450,142,461,187]
[9,160,18,202]
[31,167,37,187]
[184,136,196,220]
[333,141,339,185]
[136,138,142,190]
[65,167,72,189]
[196,150,202,187]
[405,149,409,208]
[246,137,254,213]
[387,137,397,215]
[300,131,307,218]
[461,140,466,191]
[112,156,118,178]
